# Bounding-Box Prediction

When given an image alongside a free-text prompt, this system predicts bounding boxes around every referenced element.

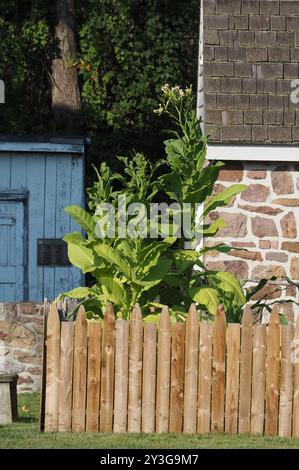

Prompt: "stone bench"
[0,374,18,425]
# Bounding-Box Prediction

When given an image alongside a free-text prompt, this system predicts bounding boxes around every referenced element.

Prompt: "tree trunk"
[51,0,80,133]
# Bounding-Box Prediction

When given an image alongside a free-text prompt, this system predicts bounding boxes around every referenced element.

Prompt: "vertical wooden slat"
[211,305,226,432]
[45,303,61,432]
[128,304,143,432]
[58,322,74,432]
[100,303,116,432]
[225,324,240,433]
[197,322,213,434]
[251,324,266,434]
[279,321,294,437]
[183,304,199,434]
[142,323,157,433]
[293,316,299,437]
[86,322,101,432]
[238,306,253,434]
[169,323,185,433]
[265,310,280,436]
[72,306,88,432]
[114,319,129,433]
[156,306,171,433]
[40,299,48,432]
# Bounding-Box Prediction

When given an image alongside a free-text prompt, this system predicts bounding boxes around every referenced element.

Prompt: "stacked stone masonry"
[0,303,43,392]
[204,162,299,317]
[204,0,299,143]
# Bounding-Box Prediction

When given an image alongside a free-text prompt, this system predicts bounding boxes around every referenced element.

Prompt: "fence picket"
[86,322,101,432]
[251,324,266,434]
[72,306,87,432]
[265,310,280,436]
[100,303,116,432]
[58,322,74,432]
[279,322,294,437]
[113,319,129,433]
[238,306,253,434]
[183,304,199,434]
[40,299,49,432]
[169,323,185,433]
[197,322,213,434]
[225,324,240,433]
[128,304,143,432]
[156,306,171,433]
[211,306,226,432]
[45,303,60,432]
[293,316,299,437]
[142,323,157,433]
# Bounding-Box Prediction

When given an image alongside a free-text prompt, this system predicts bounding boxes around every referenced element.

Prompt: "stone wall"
[204,161,299,317]
[0,303,43,392]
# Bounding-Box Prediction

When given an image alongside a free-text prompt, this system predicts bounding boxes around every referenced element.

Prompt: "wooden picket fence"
[40,302,299,436]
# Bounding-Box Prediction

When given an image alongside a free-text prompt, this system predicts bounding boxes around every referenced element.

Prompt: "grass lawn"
[0,393,299,449]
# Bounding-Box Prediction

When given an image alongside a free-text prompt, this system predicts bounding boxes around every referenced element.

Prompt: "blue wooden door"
[0,201,24,301]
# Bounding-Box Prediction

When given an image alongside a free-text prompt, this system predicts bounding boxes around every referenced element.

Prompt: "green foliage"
[60,86,248,321]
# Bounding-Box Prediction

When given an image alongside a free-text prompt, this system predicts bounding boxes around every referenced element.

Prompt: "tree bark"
[51,0,80,133]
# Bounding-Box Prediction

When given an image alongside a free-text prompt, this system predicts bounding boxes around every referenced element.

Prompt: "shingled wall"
[203,0,299,143]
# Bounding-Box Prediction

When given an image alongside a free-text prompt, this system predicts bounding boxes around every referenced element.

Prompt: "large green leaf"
[66,242,94,273]
[189,286,219,315]
[213,271,246,303]
[204,184,247,216]
[173,250,199,273]
[94,243,131,279]
[64,231,86,244]
[100,276,128,306]
[58,286,91,299]
[65,205,95,234]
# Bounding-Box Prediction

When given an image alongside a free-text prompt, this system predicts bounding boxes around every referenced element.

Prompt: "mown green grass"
[0,393,299,449]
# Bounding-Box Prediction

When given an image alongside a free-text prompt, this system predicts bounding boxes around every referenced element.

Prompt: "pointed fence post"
[156,306,171,433]
[86,322,102,432]
[72,306,87,432]
[211,305,226,432]
[100,303,116,432]
[128,304,143,432]
[239,306,253,434]
[114,319,129,433]
[198,322,213,434]
[183,304,199,434]
[58,321,74,432]
[293,316,299,437]
[169,323,185,433]
[45,303,61,432]
[142,323,157,433]
[265,309,280,436]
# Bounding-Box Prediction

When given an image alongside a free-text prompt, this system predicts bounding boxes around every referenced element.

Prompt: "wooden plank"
[169,323,185,433]
[142,323,157,433]
[211,306,226,432]
[72,306,88,432]
[0,152,11,188]
[86,322,101,432]
[183,304,199,434]
[251,324,266,434]
[58,322,74,432]
[156,306,171,433]
[114,319,129,433]
[45,303,61,432]
[100,303,116,432]
[293,316,299,437]
[238,306,253,434]
[265,309,280,436]
[225,324,240,433]
[279,322,294,437]
[198,322,213,434]
[40,299,48,432]
[43,154,57,300]
[128,304,143,432]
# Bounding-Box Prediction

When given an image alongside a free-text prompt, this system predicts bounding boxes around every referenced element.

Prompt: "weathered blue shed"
[0,137,85,302]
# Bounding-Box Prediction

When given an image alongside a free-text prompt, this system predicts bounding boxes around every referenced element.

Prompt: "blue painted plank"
[0,152,11,189]
[15,202,24,300]
[0,267,15,283]
[43,154,58,300]
[3,284,16,302]
[26,153,45,301]
[69,155,84,290]
[11,153,27,188]
[54,155,72,298]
